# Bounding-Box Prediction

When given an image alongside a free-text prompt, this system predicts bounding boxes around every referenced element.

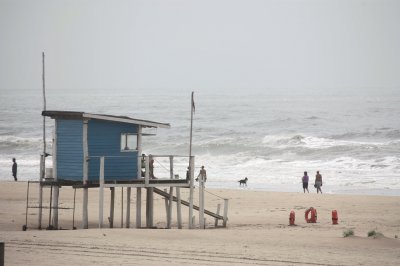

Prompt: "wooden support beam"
[120,187,124,228]
[167,187,174,229]
[164,189,169,227]
[223,199,229,227]
[51,127,59,229]
[51,186,59,229]
[189,156,194,229]
[82,120,89,229]
[136,188,141,228]
[215,204,221,227]
[109,187,115,228]
[99,157,104,228]
[175,175,182,229]
[126,187,131,228]
[38,155,44,229]
[146,188,154,228]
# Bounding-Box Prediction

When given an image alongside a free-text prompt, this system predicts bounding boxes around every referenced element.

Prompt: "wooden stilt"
[126,187,131,228]
[136,188,141,228]
[109,187,115,228]
[175,175,182,229]
[223,199,229,227]
[72,188,76,229]
[48,185,53,228]
[167,186,174,229]
[120,187,124,228]
[38,155,44,229]
[164,189,169,227]
[199,174,205,229]
[99,157,104,228]
[146,188,154,228]
[82,120,89,229]
[189,156,194,229]
[51,186,59,229]
[25,181,30,229]
[215,203,221,227]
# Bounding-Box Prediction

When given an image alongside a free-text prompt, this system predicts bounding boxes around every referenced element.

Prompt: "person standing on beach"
[149,154,156,179]
[12,158,17,181]
[302,171,309,193]
[315,171,323,194]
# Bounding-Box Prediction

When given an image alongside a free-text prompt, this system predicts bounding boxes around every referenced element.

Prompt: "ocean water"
[1,88,399,196]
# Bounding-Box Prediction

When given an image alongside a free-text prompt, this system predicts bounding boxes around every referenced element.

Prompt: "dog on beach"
[238,177,248,186]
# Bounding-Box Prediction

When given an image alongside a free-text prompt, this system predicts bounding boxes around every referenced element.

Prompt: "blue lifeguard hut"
[32,110,227,231]
[42,110,170,182]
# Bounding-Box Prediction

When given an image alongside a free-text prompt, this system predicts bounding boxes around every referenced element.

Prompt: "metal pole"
[42,52,46,160]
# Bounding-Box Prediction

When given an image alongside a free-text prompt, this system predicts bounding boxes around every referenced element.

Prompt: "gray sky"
[0,0,399,91]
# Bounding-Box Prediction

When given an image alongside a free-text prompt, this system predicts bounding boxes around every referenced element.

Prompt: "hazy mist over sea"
[1,1,399,195]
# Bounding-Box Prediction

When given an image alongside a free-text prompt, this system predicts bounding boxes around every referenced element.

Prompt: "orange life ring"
[305,207,317,223]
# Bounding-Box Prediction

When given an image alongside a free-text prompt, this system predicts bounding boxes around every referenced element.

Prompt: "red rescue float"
[332,210,338,224]
[289,211,295,225]
[305,207,317,223]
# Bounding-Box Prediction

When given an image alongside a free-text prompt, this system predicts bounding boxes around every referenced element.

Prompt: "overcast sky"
[0,0,399,91]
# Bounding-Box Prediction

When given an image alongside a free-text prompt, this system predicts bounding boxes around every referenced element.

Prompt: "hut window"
[121,133,137,151]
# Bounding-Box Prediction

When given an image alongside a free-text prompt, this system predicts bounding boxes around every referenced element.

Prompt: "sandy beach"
[0,181,399,265]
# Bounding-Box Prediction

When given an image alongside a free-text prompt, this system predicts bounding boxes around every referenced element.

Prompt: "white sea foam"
[1,88,399,195]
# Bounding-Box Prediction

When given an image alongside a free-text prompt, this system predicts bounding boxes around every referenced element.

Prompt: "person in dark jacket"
[12,158,17,181]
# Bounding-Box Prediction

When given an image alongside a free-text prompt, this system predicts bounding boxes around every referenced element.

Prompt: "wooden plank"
[153,188,223,220]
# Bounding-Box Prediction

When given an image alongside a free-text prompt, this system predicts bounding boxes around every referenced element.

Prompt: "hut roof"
[42,110,170,128]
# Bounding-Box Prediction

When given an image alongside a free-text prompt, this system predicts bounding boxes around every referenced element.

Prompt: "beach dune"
[1,181,399,265]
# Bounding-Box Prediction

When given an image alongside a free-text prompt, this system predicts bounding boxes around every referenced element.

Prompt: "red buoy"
[289,211,295,225]
[332,210,338,224]
[305,207,317,223]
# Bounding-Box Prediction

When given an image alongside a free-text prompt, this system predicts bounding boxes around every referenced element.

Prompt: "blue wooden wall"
[56,119,83,180]
[87,120,138,181]
[56,119,139,182]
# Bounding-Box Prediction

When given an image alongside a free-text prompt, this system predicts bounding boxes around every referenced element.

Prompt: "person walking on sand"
[315,171,323,194]
[12,158,17,181]
[302,171,309,193]
[196,166,207,183]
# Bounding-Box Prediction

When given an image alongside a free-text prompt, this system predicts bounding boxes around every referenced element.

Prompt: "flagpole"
[189,91,194,157]
[188,91,194,229]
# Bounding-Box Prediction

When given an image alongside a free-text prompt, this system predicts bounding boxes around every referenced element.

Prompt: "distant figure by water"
[12,158,17,181]
[302,171,309,193]
[315,171,323,194]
